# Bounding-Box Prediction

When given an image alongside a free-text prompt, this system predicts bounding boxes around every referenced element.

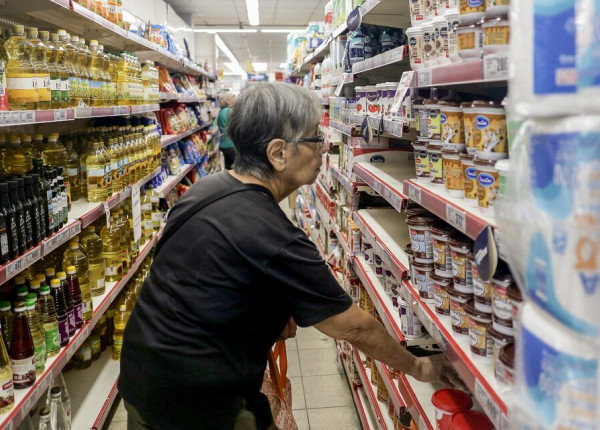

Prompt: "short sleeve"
[266,234,353,327]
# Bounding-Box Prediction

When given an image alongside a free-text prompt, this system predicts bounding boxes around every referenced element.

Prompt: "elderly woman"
[119,83,458,430]
[217,90,237,169]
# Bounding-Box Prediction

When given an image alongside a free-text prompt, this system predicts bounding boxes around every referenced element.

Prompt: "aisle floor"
[105,327,361,430]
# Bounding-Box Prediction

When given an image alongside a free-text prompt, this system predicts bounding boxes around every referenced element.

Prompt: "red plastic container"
[431,388,473,430]
[450,410,494,429]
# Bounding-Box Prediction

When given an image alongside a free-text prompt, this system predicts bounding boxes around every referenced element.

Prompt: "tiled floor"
[104,327,361,430]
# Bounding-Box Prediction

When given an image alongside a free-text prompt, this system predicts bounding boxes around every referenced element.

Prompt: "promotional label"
[34,341,46,372]
[37,75,51,102]
[0,377,14,408]
[61,77,70,103]
[11,356,35,389]
[58,318,69,344]
[74,303,84,327]
[6,74,37,103]
[0,61,9,111]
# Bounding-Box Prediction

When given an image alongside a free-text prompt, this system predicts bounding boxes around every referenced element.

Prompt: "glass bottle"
[79,226,105,296]
[97,314,108,351]
[0,183,13,262]
[10,304,36,389]
[0,301,14,350]
[38,286,60,357]
[24,298,45,376]
[5,25,37,110]
[49,279,69,347]
[49,387,69,430]
[62,241,92,321]
[7,180,27,254]
[49,372,71,427]
[89,327,101,361]
[73,337,91,370]
[38,408,51,430]
[65,266,83,329]
[31,161,51,238]
[56,272,75,337]
[0,319,14,413]
[112,304,128,361]
[24,176,43,246]
[16,178,35,248]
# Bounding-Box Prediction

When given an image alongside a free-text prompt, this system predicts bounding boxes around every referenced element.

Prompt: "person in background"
[119,83,461,430]
[217,90,237,169]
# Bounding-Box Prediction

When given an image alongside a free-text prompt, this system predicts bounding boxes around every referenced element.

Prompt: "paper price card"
[389,71,414,115]
[484,53,509,80]
[54,109,68,121]
[475,379,501,428]
[417,69,432,87]
[407,183,422,205]
[446,205,466,233]
[132,185,142,242]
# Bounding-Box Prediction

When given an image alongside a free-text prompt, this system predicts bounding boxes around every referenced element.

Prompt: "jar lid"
[460,101,474,109]
[472,100,503,108]
[412,261,434,271]
[456,23,479,30]
[487,325,514,343]
[426,142,443,151]
[412,140,427,149]
[450,410,494,430]
[430,273,453,286]
[481,15,509,25]
[465,299,492,320]
[460,153,475,162]
[404,243,414,256]
[431,388,473,412]
[493,313,513,329]
[431,221,455,237]
[447,285,473,301]
[439,100,460,107]
[507,284,523,303]
[442,149,463,157]
[423,99,440,108]
[499,342,515,368]
[449,233,473,250]
[406,215,437,226]
[474,156,498,167]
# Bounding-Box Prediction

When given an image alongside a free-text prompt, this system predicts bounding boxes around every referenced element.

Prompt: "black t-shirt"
[118,171,352,430]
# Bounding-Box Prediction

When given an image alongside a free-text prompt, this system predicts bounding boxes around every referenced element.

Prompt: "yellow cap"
[13,25,24,35]
[29,279,40,287]
[35,274,46,281]
[44,268,56,276]
[66,266,76,274]
[50,279,60,287]
[14,276,26,285]
[57,272,66,280]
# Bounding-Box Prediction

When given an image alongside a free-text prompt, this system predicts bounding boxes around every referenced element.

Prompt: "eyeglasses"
[296,132,329,149]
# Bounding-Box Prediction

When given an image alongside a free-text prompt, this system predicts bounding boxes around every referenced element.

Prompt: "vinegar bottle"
[9,304,36,389]
[65,266,83,329]
[49,279,69,347]
[0,301,14,350]
[62,241,92,321]
[38,285,60,357]
[0,183,19,260]
[56,272,75,337]
[0,319,13,413]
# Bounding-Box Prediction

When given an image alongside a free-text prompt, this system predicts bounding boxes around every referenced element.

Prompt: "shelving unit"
[155,164,195,197]
[352,162,413,213]
[160,123,213,148]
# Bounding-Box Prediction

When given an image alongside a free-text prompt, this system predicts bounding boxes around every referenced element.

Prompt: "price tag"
[43,235,59,255]
[9,111,21,124]
[0,111,10,124]
[132,185,142,242]
[381,249,392,268]
[54,109,68,121]
[103,202,111,227]
[475,379,501,427]
[407,183,422,205]
[70,222,82,236]
[5,420,13,430]
[446,205,466,233]
[6,257,24,279]
[484,53,510,80]
[25,247,40,266]
[499,413,509,430]
[389,71,414,115]
[417,69,433,87]
[22,111,35,123]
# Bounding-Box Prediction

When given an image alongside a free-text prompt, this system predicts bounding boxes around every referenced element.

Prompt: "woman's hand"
[413,354,465,388]
[277,317,297,341]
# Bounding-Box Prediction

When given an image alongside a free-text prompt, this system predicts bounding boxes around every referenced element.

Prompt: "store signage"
[247,73,268,82]
[389,71,414,116]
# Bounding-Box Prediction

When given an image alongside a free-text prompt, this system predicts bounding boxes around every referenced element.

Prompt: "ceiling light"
[215,35,245,76]
[261,29,305,33]
[194,29,258,33]
[252,62,268,72]
[279,63,288,69]
[246,0,260,26]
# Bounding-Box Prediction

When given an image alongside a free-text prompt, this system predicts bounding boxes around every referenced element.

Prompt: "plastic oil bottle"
[86,138,109,202]
[62,241,92,321]
[20,133,37,159]
[108,54,118,106]
[79,226,105,296]
[41,133,67,176]
[99,44,111,106]
[50,33,69,108]
[0,319,14,413]
[88,40,103,107]
[38,285,60,357]
[116,53,129,106]
[140,185,153,240]
[112,303,129,361]
[26,27,51,110]
[114,209,130,273]
[5,25,37,110]
[57,31,76,108]
[79,136,90,198]
[108,138,123,193]
[101,218,123,282]
[4,134,33,177]
[65,138,81,203]
[10,303,36,389]
[24,298,45,376]
[71,35,85,107]
[79,38,92,107]
[32,134,45,159]
[39,31,61,109]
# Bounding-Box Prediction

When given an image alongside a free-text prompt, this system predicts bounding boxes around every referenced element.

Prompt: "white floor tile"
[299,348,342,377]
[296,327,335,350]
[293,409,310,430]
[287,349,301,378]
[307,407,362,430]
[107,420,128,430]
[302,375,354,409]
[289,377,306,410]
[286,337,298,351]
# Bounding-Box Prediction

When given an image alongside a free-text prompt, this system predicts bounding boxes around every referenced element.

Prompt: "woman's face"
[283,124,328,188]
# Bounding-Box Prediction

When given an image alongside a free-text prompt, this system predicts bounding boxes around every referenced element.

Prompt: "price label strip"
[484,53,509,80]
[417,69,433,87]
[475,379,502,428]
[54,109,68,121]
[446,205,466,233]
[407,183,422,205]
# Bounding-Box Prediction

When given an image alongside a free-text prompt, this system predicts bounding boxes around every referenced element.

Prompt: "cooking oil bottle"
[86,138,109,202]
[79,226,105,297]
[65,138,80,202]
[145,185,160,232]
[4,134,32,176]
[79,137,90,198]
[98,44,111,106]
[114,209,130,272]
[112,303,128,361]
[79,38,92,107]
[101,218,122,282]
[32,134,45,157]
[62,241,92,321]
[108,54,118,106]
[57,31,76,108]
[39,31,60,109]
[50,33,69,109]
[20,134,37,159]
[69,35,82,107]
[38,285,59,357]
[26,27,51,110]
[116,53,129,106]
[108,138,123,193]
[140,186,153,240]
[5,25,37,110]
[88,40,103,107]
[24,298,45,376]
[41,133,67,173]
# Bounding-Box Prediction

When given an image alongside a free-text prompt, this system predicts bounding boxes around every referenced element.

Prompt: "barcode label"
[70,222,82,236]
[408,183,422,205]
[417,69,432,87]
[6,257,24,278]
[475,379,501,427]
[484,53,510,80]
[446,205,466,232]
[54,109,68,121]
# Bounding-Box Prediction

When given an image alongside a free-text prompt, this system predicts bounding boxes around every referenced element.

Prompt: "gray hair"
[218,90,235,106]
[227,82,322,180]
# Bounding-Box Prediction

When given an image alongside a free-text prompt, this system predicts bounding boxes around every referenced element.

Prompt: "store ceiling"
[164,0,327,72]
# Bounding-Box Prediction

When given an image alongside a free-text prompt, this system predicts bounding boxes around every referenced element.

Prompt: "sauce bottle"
[56,272,75,337]
[49,279,69,347]
[65,266,83,329]
[9,304,35,389]
[0,301,14,350]
[24,298,45,375]
[0,183,19,260]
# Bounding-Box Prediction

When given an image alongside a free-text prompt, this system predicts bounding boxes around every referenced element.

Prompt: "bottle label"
[37,75,51,103]
[6,74,37,103]
[0,221,9,259]
[11,356,36,389]
[113,338,123,359]
[58,318,69,344]
[68,76,78,98]
[111,160,121,180]
[43,324,60,353]
[50,77,62,104]
[89,80,103,100]
[83,298,93,317]
[47,190,54,230]
[0,377,14,408]
[34,341,46,372]
[73,302,83,326]
[8,216,18,255]
[87,166,109,190]
[23,210,33,244]
[91,336,101,354]
[67,310,76,334]
[62,77,71,103]
[75,344,91,362]
[17,213,26,244]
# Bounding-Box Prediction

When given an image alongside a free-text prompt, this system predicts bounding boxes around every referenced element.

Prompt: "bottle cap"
[119,305,126,312]
[26,293,37,301]
[50,279,61,287]
[50,386,61,397]
[57,29,67,36]
[66,266,76,274]
[29,279,40,288]
[57,272,67,280]
[85,226,95,232]
[16,286,28,296]
[14,305,25,312]
[14,276,26,285]
[35,274,46,282]
[39,407,51,418]
[69,241,79,249]
[25,299,35,309]
[45,268,56,276]
[89,39,98,47]
[0,301,11,311]
[26,27,38,37]
[40,286,50,295]
[39,30,49,40]
[13,25,24,35]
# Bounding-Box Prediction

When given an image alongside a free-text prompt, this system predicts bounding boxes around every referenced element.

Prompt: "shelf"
[402,179,496,241]
[352,349,395,430]
[352,208,411,281]
[329,121,354,137]
[414,60,507,88]
[160,123,212,148]
[352,161,414,213]
[1,0,212,79]
[338,342,375,430]
[159,93,207,104]
[0,230,161,429]
[352,46,408,75]
[129,104,160,115]
[155,164,195,197]
[360,0,410,29]
[64,351,120,430]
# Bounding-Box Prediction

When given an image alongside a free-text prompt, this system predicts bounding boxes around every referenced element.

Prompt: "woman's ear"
[266,139,288,172]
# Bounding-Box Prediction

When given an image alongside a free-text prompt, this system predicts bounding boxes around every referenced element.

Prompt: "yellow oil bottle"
[79,137,90,198]
[79,39,92,107]
[116,53,129,106]
[79,226,105,297]
[4,134,32,176]
[20,134,37,159]
[69,35,83,107]
[26,27,51,110]
[111,303,128,361]
[32,134,45,157]
[98,44,111,107]
[41,133,67,175]
[86,138,109,202]
[101,218,122,282]
[88,40,103,107]
[56,31,75,108]
[5,25,38,110]
[65,138,81,203]
[39,31,61,109]
[108,138,123,193]
[108,54,118,106]
[62,241,93,321]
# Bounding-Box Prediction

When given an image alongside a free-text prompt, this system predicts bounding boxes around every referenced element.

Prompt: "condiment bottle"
[49,279,69,347]
[57,272,75,336]
[9,304,36,389]
[66,266,83,329]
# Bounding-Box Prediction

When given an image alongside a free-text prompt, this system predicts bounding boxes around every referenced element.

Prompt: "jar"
[458,0,486,23]
[460,153,478,207]
[448,286,472,337]
[432,274,453,317]
[433,16,450,65]
[407,26,425,71]
[406,203,430,217]
[407,215,436,262]
[486,0,509,16]
[495,158,509,204]
[366,85,379,116]
[492,313,513,336]
[498,342,515,386]
[422,22,437,67]
[355,86,367,115]
[427,142,444,186]
[461,102,478,154]
[470,253,493,312]
[431,388,473,430]
[456,23,484,60]
[399,297,426,339]
[440,101,464,147]
[507,284,523,328]
[482,15,510,54]
[446,10,462,63]
[377,376,389,403]
[385,82,400,117]
[413,261,435,302]
[488,326,513,384]
[376,83,389,116]
[359,286,367,310]
[491,269,513,321]
[374,253,384,277]
[475,156,499,215]
[415,100,429,138]
[443,149,465,198]
[412,141,431,181]
[449,233,474,293]
[423,99,442,140]
[465,299,493,364]
[410,0,426,26]
[431,222,455,277]
[449,410,494,430]
[473,101,508,159]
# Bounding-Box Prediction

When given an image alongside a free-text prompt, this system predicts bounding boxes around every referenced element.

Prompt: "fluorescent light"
[279,63,287,69]
[246,0,259,26]
[261,29,305,33]
[194,29,258,33]
[215,35,245,76]
[252,62,268,72]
